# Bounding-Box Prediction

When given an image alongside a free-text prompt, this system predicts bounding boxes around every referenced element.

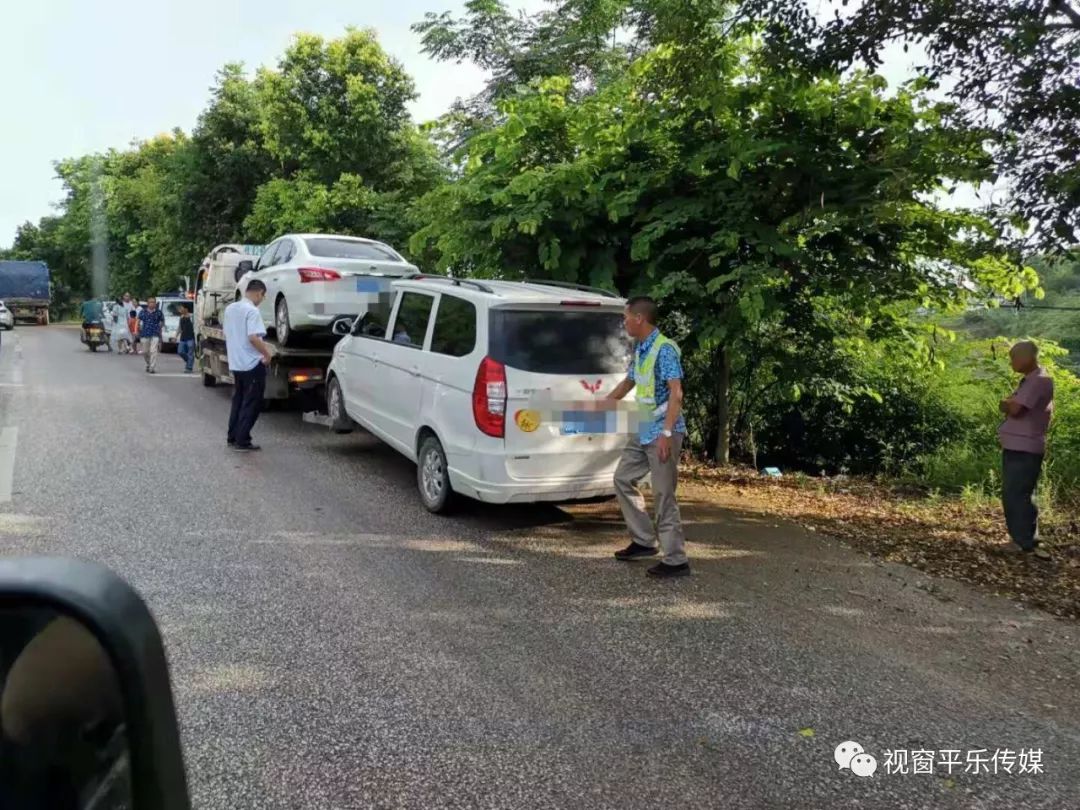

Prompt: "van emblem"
[580,379,602,394]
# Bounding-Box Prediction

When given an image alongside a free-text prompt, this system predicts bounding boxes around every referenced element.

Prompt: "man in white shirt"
[224,280,271,451]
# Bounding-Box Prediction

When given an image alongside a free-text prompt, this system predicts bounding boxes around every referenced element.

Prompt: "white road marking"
[0,332,23,385]
[148,373,198,378]
[0,427,17,503]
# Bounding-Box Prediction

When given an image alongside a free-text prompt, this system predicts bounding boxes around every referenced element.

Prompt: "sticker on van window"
[514,409,541,433]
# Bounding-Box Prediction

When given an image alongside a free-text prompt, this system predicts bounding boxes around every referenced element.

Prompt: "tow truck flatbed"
[197,324,338,401]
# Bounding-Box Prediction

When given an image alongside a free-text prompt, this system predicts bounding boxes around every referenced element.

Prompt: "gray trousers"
[1002,449,1044,550]
[143,337,161,371]
[614,434,687,565]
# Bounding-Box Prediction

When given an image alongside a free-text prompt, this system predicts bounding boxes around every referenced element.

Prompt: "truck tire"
[417,435,456,514]
[202,372,217,387]
[326,376,353,434]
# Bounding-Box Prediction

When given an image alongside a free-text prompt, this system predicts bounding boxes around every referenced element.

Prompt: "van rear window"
[488,309,630,374]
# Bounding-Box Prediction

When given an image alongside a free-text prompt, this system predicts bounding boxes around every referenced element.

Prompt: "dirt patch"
[567,463,1080,620]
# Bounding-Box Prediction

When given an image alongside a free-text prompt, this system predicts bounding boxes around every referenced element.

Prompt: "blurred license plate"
[355,278,382,292]
[561,410,611,435]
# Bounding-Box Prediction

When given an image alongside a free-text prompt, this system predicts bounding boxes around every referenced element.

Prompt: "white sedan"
[237,234,418,346]
[0,301,13,330]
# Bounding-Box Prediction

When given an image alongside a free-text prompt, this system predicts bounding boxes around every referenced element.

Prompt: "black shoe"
[647,562,691,578]
[231,444,261,452]
[226,439,235,446]
[615,542,659,561]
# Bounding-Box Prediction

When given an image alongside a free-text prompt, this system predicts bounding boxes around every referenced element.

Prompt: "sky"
[0,0,983,249]
[0,0,549,247]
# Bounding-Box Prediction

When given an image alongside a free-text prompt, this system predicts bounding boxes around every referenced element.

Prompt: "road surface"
[0,326,1078,809]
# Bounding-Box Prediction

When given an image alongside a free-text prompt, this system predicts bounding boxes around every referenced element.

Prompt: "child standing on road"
[128,304,140,355]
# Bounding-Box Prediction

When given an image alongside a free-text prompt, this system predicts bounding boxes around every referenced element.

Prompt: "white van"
[325,277,633,512]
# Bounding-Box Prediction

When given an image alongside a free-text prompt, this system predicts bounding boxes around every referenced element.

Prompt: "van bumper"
[447,469,617,505]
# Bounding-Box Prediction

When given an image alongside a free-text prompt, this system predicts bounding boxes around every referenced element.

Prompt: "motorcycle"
[80,321,109,352]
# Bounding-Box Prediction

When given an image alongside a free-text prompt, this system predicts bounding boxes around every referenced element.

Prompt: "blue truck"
[0,261,50,325]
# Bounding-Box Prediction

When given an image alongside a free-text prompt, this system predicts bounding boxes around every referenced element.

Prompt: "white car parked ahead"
[157,297,193,350]
[325,276,633,512]
[237,233,418,346]
[0,301,13,330]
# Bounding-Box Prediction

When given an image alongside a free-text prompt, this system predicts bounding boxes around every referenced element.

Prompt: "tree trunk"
[748,422,758,471]
[714,345,731,465]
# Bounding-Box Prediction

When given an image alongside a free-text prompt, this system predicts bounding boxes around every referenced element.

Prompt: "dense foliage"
[743,0,1080,253]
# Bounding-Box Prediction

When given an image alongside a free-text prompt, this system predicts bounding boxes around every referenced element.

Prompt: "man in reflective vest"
[601,296,690,578]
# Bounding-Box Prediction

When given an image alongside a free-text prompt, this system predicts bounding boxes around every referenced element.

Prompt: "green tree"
[744,0,1080,252]
[412,5,1034,462]
[243,29,445,251]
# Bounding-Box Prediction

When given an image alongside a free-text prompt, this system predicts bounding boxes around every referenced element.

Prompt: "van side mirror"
[330,316,353,337]
[235,260,254,283]
[0,558,190,809]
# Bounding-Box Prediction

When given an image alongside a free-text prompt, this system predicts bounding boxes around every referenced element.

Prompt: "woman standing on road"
[111,297,133,354]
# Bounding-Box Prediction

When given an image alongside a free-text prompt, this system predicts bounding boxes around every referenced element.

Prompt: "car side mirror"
[235,260,254,283]
[0,557,190,809]
[330,316,353,337]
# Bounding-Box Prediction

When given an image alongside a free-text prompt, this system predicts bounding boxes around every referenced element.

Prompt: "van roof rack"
[520,278,620,299]
[403,274,497,295]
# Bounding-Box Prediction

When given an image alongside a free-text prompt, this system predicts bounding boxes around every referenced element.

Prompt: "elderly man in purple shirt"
[999,341,1054,560]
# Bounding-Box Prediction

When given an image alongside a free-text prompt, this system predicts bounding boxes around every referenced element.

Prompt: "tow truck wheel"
[275,297,293,347]
[202,371,217,387]
[417,435,455,514]
[326,377,353,434]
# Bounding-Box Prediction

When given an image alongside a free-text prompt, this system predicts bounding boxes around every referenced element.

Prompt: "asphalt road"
[0,326,1078,809]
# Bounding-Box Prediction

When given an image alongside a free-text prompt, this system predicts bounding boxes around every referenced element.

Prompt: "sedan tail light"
[472,356,507,438]
[298,267,343,283]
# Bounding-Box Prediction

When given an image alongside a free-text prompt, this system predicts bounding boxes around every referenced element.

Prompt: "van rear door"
[492,304,632,480]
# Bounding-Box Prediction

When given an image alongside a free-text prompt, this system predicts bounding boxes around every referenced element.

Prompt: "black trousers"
[1002,449,1044,550]
[228,364,266,447]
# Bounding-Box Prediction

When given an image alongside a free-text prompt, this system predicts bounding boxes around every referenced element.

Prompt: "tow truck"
[193,245,350,405]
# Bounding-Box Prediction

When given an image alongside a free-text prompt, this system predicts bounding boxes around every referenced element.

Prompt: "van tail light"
[473,356,507,438]
[298,267,343,283]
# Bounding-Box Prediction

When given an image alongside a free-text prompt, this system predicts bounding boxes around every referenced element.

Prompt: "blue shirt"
[627,328,686,445]
[224,298,267,372]
[137,308,165,339]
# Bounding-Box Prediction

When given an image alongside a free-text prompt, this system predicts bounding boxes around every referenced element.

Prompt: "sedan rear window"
[305,238,403,263]
[489,309,630,375]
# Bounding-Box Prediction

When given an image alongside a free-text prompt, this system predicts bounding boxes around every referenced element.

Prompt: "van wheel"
[326,377,353,434]
[417,436,455,514]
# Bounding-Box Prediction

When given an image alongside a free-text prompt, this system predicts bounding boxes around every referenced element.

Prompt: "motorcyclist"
[79,298,103,331]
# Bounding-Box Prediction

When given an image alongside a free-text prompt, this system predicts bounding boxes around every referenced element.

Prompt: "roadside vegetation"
[2,1,1078,519]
